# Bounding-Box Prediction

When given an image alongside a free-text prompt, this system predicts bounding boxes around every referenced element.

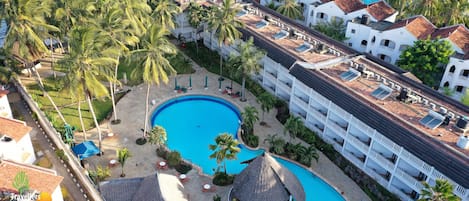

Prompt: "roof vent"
[455,117,468,131]
[360,14,370,25]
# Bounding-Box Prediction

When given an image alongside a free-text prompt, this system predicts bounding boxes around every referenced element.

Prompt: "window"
[361,40,368,46]
[449,65,456,73]
[384,40,390,46]
[456,85,464,92]
[310,10,314,16]
[399,44,409,51]
[351,29,356,34]
[317,12,326,19]
[443,82,449,87]
[371,36,376,43]
[379,54,386,60]
[462,70,469,77]
[348,43,352,46]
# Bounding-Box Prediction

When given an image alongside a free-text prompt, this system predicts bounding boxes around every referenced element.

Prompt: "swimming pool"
[151,95,345,201]
[362,0,380,5]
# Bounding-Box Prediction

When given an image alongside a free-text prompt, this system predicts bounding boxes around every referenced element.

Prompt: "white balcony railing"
[364,166,389,187]
[346,134,369,154]
[343,151,365,168]
[389,185,413,201]
[308,108,327,123]
[394,168,424,190]
[328,121,347,137]
[369,151,395,172]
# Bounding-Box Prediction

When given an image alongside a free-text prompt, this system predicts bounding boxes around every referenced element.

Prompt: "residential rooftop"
[0,117,32,142]
[0,160,63,194]
[240,1,469,188]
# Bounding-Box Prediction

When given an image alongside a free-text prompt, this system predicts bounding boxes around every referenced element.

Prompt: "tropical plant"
[386,0,412,18]
[241,106,259,134]
[284,115,305,142]
[130,24,177,144]
[119,0,153,37]
[187,2,206,53]
[228,37,265,101]
[276,0,303,20]
[12,171,29,194]
[264,134,285,155]
[89,165,111,184]
[441,0,469,26]
[59,26,117,153]
[207,0,244,78]
[209,133,240,173]
[257,92,276,124]
[147,125,168,148]
[397,39,454,87]
[117,147,131,177]
[297,145,319,166]
[150,0,181,30]
[312,18,347,42]
[418,179,460,201]
[412,0,443,25]
[167,151,182,168]
[461,89,469,106]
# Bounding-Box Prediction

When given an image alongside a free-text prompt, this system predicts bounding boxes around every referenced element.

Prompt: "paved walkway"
[80,58,371,200]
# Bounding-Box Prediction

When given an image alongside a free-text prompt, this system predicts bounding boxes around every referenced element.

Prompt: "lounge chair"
[236,10,248,17]
[255,20,269,29]
[295,42,312,53]
[272,30,289,40]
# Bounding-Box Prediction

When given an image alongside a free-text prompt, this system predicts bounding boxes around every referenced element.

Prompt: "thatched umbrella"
[100,174,165,201]
[231,153,305,201]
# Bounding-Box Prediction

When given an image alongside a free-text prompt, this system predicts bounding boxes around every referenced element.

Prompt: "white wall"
[0,134,36,164]
[0,93,12,118]
[51,185,64,201]
[440,57,469,100]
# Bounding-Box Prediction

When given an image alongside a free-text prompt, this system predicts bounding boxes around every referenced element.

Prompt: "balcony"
[276,80,291,92]
[389,185,413,201]
[369,151,396,172]
[343,151,365,168]
[364,166,390,186]
[394,168,424,190]
[308,108,327,123]
[328,121,347,137]
[293,97,308,110]
[346,134,369,154]
[265,71,277,80]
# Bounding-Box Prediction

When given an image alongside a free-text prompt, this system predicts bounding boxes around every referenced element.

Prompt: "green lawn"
[27,77,117,132]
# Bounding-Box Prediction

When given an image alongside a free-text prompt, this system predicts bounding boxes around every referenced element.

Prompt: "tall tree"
[147,125,167,149]
[209,133,240,173]
[120,0,152,37]
[207,0,244,79]
[442,0,469,26]
[59,26,117,154]
[150,0,182,30]
[187,2,206,53]
[397,39,454,87]
[412,0,443,25]
[241,106,259,135]
[418,179,460,201]
[461,89,469,106]
[117,147,131,177]
[386,0,412,18]
[284,115,304,142]
[228,37,265,101]
[257,92,276,125]
[130,24,176,143]
[276,0,303,20]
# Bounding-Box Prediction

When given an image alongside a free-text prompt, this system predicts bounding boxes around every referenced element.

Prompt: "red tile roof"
[0,160,63,194]
[386,15,436,39]
[332,0,366,13]
[366,1,396,21]
[0,117,32,142]
[432,25,469,53]
[0,90,8,98]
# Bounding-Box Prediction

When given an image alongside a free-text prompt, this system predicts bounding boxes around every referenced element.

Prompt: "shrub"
[175,162,192,174]
[213,195,221,201]
[212,172,235,186]
[156,148,169,159]
[242,133,259,148]
[167,151,182,168]
[136,137,147,145]
[55,149,68,162]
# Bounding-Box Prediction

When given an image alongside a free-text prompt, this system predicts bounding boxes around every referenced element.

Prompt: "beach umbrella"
[204,75,208,88]
[218,79,222,90]
[174,77,178,90]
[189,76,192,89]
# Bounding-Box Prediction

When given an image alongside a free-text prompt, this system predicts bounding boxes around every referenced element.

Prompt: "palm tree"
[96,4,140,125]
[297,145,319,166]
[187,2,206,53]
[209,133,240,173]
[442,0,469,26]
[130,24,177,143]
[1,0,67,125]
[147,125,167,148]
[89,165,111,187]
[284,115,304,142]
[263,134,285,154]
[257,91,276,124]
[412,0,443,25]
[150,0,182,30]
[59,26,117,154]
[241,106,259,135]
[117,148,131,177]
[386,0,411,18]
[276,0,303,20]
[418,179,460,201]
[61,70,87,140]
[228,37,265,101]
[207,0,244,79]
[120,0,153,37]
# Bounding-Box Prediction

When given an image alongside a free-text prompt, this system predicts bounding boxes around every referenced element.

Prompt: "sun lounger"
[255,20,269,29]
[295,42,312,53]
[272,30,289,40]
[236,10,248,17]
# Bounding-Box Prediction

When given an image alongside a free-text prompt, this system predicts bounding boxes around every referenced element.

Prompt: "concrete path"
[81,57,372,201]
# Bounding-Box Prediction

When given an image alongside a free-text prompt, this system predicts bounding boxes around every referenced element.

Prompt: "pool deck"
[82,55,372,201]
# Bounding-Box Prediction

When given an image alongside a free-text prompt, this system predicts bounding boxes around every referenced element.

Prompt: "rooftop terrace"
[238,1,469,188]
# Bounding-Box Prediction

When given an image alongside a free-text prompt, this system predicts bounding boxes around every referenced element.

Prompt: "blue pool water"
[362,0,380,5]
[151,95,344,201]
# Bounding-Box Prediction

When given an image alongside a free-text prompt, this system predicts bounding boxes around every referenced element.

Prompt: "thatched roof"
[231,153,305,201]
[100,174,165,201]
